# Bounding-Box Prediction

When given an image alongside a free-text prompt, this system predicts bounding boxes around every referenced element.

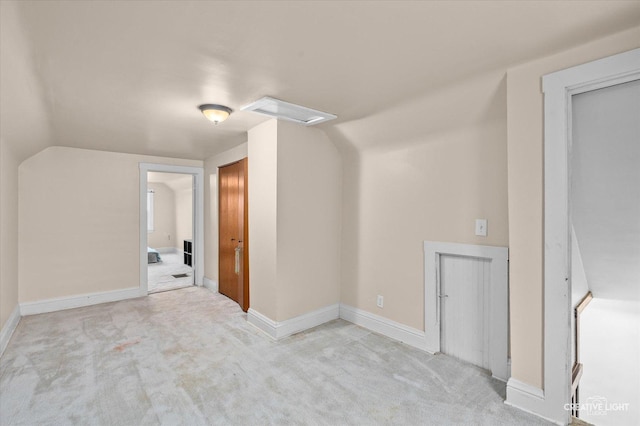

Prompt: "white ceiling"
[7,1,640,160]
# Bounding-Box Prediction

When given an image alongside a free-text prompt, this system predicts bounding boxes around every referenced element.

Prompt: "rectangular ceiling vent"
[241,96,337,126]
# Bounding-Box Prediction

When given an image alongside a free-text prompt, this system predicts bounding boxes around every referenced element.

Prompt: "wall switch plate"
[475,219,488,236]
[376,295,384,308]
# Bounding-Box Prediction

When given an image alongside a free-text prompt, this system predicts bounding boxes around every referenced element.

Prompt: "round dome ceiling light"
[198,104,233,125]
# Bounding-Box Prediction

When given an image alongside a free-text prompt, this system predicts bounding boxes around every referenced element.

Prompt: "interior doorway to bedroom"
[146,171,195,293]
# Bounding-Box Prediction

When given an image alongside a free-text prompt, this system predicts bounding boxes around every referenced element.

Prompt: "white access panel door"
[439,254,490,370]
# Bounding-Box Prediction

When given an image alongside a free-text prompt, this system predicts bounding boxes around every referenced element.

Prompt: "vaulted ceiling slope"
[2,1,639,161]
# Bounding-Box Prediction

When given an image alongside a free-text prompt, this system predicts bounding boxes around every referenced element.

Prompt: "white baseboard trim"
[247,303,340,340]
[339,304,430,352]
[0,305,21,357]
[247,309,277,338]
[20,287,146,316]
[505,378,563,425]
[506,377,544,400]
[203,277,218,293]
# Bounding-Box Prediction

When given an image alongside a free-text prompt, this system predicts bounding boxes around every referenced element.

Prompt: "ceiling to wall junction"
[4,0,640,160]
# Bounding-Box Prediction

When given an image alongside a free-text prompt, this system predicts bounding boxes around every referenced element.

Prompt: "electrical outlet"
[376,295,384,308]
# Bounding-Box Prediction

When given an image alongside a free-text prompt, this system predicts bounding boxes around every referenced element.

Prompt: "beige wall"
[19,146,201,302]
[0,141,19,330]
[0,1,53,331]
[247,121,279,319]
[203,143,248,283]
[339,71,508,331]
[247,120,342,321]
[506,27,640,388]
[275,121,342,320]
[147,182,175,249]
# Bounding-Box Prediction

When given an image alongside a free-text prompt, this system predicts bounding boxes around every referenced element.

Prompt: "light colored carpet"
[147,252,193,293]
[0,287,551,425]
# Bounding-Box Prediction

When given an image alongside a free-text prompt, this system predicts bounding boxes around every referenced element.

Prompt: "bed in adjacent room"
[148,247,162,263]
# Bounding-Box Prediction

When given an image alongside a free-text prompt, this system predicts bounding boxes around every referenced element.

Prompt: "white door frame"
[139,163,205,293]
[424,241,509,381]
[538,48,640,425]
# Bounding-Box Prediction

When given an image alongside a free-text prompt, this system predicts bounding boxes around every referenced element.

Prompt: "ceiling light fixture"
[198,104,233,125]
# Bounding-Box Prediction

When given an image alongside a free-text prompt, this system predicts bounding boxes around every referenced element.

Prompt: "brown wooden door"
[218,159,249,311]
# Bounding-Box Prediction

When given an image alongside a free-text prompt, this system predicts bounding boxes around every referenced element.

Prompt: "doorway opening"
[541,48,639,424]
[146,172,195,293]
[139,163,204,294]
[568,78,639,426]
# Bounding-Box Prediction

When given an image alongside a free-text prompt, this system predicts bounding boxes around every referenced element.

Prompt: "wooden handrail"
[574,290,592,369]
[576,291,593,315]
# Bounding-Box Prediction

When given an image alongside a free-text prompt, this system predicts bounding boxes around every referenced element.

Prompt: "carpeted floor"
[0,287,552,425]
[147,252,193,293]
